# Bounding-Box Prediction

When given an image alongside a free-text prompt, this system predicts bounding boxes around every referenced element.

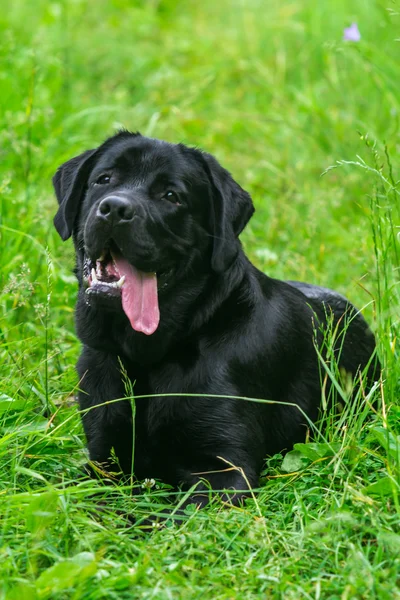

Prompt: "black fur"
[53,131,378,506]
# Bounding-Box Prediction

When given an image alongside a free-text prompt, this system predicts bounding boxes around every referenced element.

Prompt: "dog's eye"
[95,174,111,185]
[163,191,180,204]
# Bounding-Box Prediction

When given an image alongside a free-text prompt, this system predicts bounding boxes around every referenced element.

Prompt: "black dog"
[53,131,378,506]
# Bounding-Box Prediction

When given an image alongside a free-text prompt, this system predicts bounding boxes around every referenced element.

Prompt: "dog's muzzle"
[96,194,135,225]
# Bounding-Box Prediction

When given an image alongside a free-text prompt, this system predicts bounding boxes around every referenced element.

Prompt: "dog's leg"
[134,468,258,531]
[77,347,133,475]
[177,458,259,509]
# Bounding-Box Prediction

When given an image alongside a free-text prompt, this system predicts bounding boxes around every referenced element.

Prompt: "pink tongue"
[111,253,160,335]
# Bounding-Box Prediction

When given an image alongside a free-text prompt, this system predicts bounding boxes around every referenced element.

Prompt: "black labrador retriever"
[53,131,378,506]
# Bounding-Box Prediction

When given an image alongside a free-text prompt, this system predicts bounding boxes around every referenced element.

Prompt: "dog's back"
[287,280,379,388]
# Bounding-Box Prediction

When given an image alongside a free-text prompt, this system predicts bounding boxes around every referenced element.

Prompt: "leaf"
[0,394,31,415]
[36,561,83,594]
[6,582,37,600]
[2,418,50,434]
[281,442,342,473]
[15,466,47,482]
[71,551,97,565]
[378,532,400,554]
[25,491,59,535]
[281,451,308,473]
[364,477,398,497]
[293,442,341,461]
[36,553,97,596]
[369,425,400,462]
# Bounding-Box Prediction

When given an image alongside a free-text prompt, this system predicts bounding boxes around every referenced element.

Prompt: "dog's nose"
[97,196,134,223]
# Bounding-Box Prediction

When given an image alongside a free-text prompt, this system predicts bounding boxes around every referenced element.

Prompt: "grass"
[1,0,400,597]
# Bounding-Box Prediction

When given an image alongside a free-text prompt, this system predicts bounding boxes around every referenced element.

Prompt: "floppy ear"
[53,148,98,241]
[201,152,255,273]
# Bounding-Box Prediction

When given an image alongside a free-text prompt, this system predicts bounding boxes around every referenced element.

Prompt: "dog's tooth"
[91,268,98,284]
[116,276,125,288]
[96,260,102,279]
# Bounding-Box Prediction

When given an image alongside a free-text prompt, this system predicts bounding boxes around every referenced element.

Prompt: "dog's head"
[53,132,254,335]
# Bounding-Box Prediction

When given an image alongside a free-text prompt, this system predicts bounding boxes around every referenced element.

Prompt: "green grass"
[1,0,400,597]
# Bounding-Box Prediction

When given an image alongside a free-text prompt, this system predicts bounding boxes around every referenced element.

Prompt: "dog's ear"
[53,148,98,241]
[201,152,254,273]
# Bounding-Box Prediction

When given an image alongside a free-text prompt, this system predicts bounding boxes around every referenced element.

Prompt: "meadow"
[1,0,400,597]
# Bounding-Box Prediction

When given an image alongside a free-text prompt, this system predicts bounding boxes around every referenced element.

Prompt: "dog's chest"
[131,349,221,434]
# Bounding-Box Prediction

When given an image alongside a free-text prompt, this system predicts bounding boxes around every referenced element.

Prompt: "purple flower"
[343,23,361,42]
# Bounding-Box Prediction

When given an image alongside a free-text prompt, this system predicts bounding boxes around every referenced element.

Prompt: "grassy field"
[1,0,400,597]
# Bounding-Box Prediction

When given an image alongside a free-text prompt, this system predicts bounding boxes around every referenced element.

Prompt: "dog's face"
[53,132,254,335]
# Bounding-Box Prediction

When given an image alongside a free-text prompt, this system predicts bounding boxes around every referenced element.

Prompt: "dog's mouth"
[84,246,160,336]
[85,248,125,291]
